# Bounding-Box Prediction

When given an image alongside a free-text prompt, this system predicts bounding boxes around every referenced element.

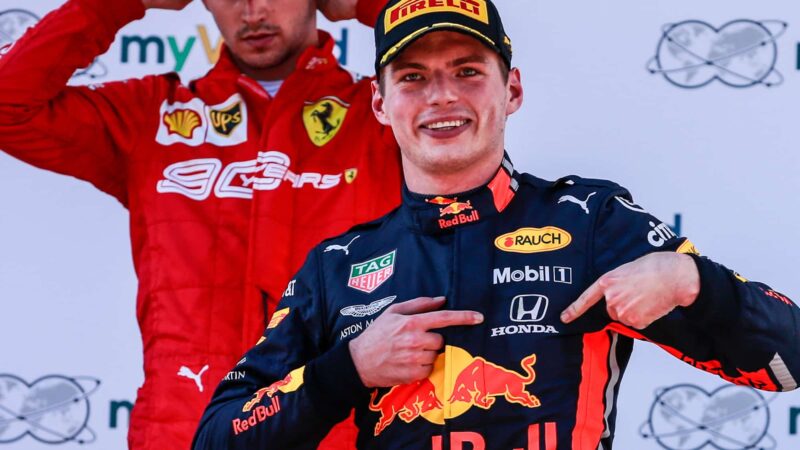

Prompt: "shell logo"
[494,227,572,254]
[163,109,202,139]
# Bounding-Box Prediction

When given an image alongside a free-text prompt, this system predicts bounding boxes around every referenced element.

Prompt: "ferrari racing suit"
[192,154,800,449]
[0,0,399,448]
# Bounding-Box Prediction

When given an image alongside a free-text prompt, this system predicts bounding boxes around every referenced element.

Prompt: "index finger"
[413,309,483,330]
[561,278,605,323]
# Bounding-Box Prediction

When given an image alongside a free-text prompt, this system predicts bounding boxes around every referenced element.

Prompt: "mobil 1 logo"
[493,265,572,285]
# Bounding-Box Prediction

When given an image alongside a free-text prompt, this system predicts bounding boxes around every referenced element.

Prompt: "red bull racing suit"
[192,155,800,449]
[0,0,399,448]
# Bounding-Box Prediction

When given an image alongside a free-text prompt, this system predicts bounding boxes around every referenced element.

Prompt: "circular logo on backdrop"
[0,374,100,445]
[646,19,787,89]
[0,9,107,79]
[639,383,777,450]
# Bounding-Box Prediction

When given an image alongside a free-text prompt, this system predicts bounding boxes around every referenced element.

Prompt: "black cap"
[374,0,513,76]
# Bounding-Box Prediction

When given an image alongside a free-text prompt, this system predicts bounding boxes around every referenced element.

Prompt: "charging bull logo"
[368,346,540,435]
[302,96,349,146]
[242,366,305,412]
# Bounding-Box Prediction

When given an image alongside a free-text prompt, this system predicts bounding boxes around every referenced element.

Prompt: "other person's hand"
[317,0,358,22]
[560,252,700,329]
[142,0,193,11]
[349,296,483,387]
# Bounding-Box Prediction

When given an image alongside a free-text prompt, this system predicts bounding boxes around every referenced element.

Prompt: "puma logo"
[558,192,596,215]
[178,364,209,392]
[324,235,360,255]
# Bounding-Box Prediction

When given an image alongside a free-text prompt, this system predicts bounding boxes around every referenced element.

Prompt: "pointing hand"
[349,296,483,387]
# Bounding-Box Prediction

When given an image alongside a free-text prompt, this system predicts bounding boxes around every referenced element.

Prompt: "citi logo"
[647,220,678,247]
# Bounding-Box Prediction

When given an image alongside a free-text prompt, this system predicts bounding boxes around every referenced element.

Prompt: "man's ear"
[371,80,391,126]
[505,67,523,116]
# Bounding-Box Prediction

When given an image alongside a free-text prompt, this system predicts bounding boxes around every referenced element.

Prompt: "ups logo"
[210,102,243,136]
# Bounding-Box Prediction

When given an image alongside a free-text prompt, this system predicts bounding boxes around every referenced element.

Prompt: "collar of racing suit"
[401,153,520,235]
[191,30,340,97]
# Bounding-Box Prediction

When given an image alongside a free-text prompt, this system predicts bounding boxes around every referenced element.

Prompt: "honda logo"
[510,294,548,322]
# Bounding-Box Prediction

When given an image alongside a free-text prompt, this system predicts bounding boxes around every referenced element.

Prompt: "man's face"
[203,0,317,78]
[372,31,522,180]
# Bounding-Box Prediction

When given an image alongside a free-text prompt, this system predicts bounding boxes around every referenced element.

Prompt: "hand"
[317,0,358,22]
[141,0,193,10]
[349,296,483,387]
[560,252,700,329]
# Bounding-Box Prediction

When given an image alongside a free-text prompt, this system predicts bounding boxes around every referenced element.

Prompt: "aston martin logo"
[303,96,349,146]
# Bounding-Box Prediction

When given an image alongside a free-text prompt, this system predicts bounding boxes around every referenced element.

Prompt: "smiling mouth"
[422,119,470,131]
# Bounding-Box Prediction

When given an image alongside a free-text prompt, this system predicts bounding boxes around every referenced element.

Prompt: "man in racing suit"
[0,0,399,448]
[192,0,800,448]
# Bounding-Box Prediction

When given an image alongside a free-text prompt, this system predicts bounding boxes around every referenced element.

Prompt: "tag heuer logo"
[348,250,396,293]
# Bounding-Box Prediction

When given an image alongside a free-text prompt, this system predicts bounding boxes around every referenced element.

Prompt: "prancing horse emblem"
[303,96,350,146]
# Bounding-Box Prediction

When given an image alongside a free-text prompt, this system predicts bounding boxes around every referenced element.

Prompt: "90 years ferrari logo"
[303,96,349,146]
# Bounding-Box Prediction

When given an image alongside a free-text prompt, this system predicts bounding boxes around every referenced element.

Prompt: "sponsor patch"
[492,265,572,285]
[242,366,305,413]
[348,250,396,293]
[647,220,677,248]
[267,308,290,330]
[345,168,358,184]
[384,0,490,33]
[340,296,397,317]
[303,96,349,146]
[163,109,202,139]
[155,95,248,147]
[209,102,243,136]
[494,227,571,253]
[676,239,700,256]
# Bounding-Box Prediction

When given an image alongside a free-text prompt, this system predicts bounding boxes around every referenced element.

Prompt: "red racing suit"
[0,0,399,448]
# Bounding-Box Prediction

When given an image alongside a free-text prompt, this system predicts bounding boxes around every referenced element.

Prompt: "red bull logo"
[439,200,472,217]
[232,396,281,435]
[369,379,443,435]
[368,346,540,435]
[242,366,305,412]
[426,196,457,205]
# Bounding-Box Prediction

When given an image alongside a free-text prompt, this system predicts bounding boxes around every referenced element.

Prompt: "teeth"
[425,120,467,130]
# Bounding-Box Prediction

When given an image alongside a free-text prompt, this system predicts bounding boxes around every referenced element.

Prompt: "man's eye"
[401,73,422,82]
[460,67,479,76]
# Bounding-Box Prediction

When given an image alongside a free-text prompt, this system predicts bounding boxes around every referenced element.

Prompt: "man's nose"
[426,73,458,106]
[242,0,271,26]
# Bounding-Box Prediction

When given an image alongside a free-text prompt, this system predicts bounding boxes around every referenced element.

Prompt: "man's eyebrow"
[390,61,428,72]
[449,55,489,67]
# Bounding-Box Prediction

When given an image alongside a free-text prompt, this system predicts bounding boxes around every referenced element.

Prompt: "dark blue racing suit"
[193,155,800,449]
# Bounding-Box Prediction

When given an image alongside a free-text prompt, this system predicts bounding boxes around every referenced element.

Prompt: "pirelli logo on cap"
[385,0,489,32]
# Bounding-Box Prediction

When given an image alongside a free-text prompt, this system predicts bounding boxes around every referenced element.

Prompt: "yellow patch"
[163,109,201,139]
[256,336,266,345]
[384,0,489,32]
[209,102,243,136]
[676,239,701,256]
[302,96,349,147]
[344,168,358,184]
[267,307,290,330]
[494,227,572,254]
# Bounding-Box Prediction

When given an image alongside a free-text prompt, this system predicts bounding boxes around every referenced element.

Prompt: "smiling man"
[193,0,800,448]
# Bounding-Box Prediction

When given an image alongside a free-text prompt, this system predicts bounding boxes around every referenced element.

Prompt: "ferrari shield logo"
[303,96,349,146]
[344,168,358,184]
